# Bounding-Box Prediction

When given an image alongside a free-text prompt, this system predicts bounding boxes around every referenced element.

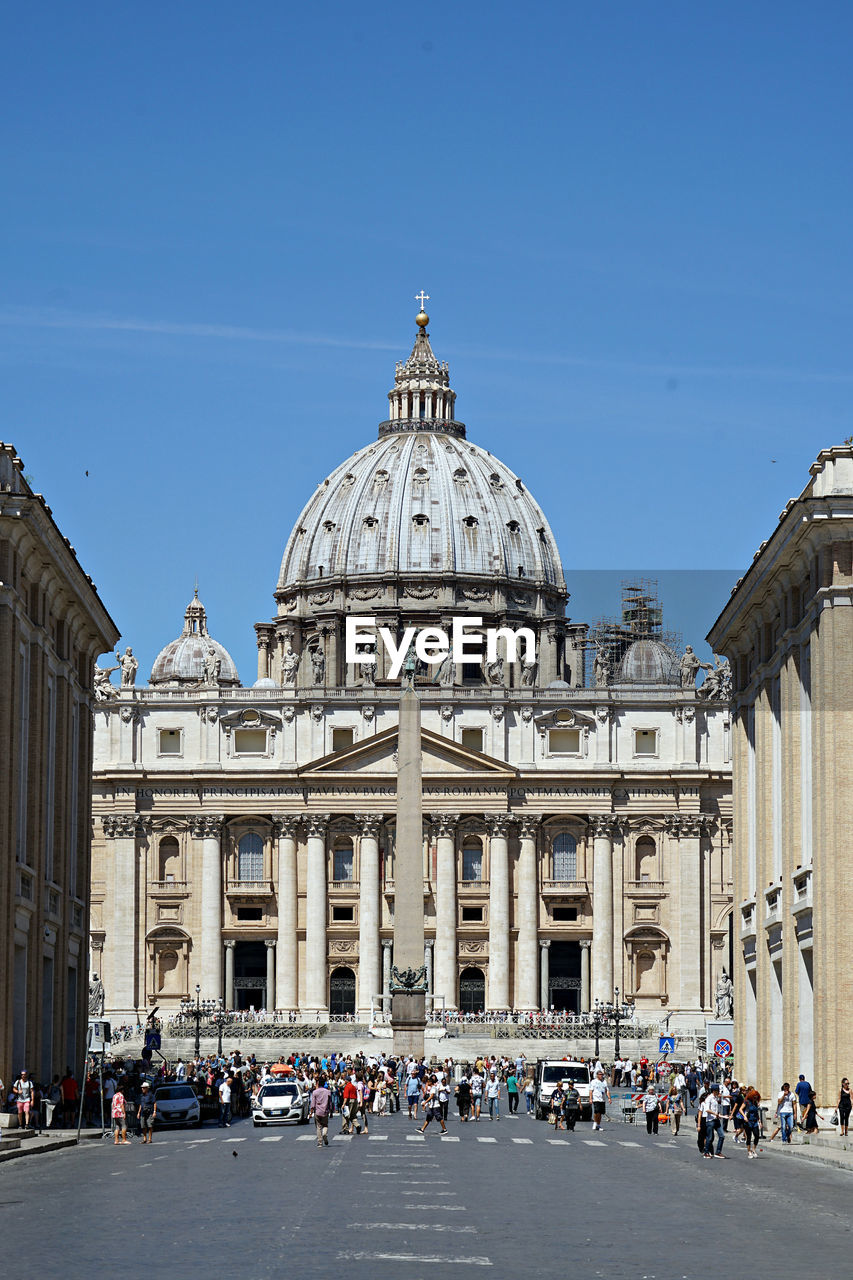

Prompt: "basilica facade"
[91,312,732,1028]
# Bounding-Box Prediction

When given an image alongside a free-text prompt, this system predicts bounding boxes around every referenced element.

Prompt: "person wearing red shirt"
[341,1078,358,1135]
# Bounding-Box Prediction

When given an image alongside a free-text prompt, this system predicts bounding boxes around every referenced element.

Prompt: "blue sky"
[2,2,851,679]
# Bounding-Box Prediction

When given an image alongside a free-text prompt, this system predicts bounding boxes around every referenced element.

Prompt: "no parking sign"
[714,1038,733,1058]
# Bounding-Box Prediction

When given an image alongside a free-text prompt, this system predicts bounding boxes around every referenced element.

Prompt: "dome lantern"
[149,589,241,687]
[382,303,462,437]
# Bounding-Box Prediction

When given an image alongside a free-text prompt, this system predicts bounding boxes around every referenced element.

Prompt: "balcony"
[383,879,432,896]
[457,879,489,892]
[225,880,273,897]
[541,879,589,896]
[624,879,666,895]
[764,881,782,930]
[15,865,34,904]
[330,879,359,891]
[740,896,757,943]
[150,880,190,895]
[791,866,813,917]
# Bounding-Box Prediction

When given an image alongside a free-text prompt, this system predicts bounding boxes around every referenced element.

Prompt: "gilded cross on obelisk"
[415,290,430,311]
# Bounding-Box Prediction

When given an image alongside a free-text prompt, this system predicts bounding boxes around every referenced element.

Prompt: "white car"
[252,1081,310,1126]
[535,1060,592,1122]
[153,1084,201,1127]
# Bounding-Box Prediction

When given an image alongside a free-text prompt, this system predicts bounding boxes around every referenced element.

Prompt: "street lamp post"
[192,984,202,1057]
[590,998,604,1061]
[611,987,631,1060]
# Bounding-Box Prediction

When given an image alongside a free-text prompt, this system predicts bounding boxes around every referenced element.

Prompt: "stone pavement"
[4,1109,853,1280]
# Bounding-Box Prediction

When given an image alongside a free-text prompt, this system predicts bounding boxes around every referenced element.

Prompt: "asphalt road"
[3,1107,852,1280]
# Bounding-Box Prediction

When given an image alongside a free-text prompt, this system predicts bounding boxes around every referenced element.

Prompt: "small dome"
[546,679,571,689]
[616,638,679,685]
[253,677,278,689]
[150,590,241,687]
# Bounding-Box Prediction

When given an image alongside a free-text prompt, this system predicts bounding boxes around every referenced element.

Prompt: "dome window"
[462,515,479,529]
[342,472,356,486]
[517,565,526,577]
[363,516,378,529]
[506,520,520,534]
[323,521,336,533]
[374,470,389,488]
[413,466,429,483]
[515,478,524,492]
[412,513,430,528]
[537,526,547,543]
[453,467,467,481]
[489,472,504,490]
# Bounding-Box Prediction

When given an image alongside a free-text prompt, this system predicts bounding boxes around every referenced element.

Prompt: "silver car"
[153,1084,201,1128]
[252,1081,310,1126]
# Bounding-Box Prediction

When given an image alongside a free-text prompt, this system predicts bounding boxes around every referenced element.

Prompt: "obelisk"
[391,682,427,1056]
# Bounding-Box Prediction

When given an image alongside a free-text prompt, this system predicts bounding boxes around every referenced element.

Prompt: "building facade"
[709,446,853,1100]
[0,443,119,1090]
[92,314,732,1028]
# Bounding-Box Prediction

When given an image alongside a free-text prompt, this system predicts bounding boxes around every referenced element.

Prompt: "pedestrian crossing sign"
[658,1036,676,1054]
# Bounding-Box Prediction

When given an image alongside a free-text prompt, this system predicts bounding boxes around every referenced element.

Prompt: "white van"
[534,1060,592,1122]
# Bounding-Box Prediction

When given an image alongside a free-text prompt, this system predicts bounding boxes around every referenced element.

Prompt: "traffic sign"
[658,1036,676,1054]
[714,1038,733,1058]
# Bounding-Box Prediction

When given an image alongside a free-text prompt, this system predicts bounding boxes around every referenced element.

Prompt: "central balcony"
[225,880,273,897]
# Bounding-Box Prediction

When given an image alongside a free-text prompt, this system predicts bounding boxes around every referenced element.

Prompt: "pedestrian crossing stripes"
[369,1135,388,1141]
[477,1137,497,1143]
[440,1135,460,1142]
[259,1135,283,1142]
[511,1138,533,1144]
[296,1134,315,1141]
[407,1134,426,1142]
[618,1141,641,1147]
[582,1140,606,1147]
[547,1139,570,1145]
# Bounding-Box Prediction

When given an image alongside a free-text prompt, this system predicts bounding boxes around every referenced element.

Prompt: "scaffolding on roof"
[584,580,681,687]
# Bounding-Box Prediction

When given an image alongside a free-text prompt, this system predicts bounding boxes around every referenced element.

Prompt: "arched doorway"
[459,966,485,1014]
[330,966,356,1016]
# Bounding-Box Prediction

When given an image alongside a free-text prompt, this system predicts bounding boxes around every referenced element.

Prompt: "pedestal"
[392,991,426,1058]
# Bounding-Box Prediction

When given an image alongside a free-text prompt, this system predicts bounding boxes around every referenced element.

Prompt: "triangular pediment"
[300,726,517,779]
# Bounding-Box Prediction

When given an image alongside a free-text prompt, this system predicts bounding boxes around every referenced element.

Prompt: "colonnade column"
[431,813,459,1009]
[382,939,393,1016]
[224,939,235,1009]
[515,816,540,1010]
[590,816,614,1005]
[196,814,224,1001]
[265,939,276,1011]
[357,814,382,1017]
[304,813,330,1015]
[580,939,591,1012]
[103,815,138,1013]
[540,939,551,1010]
[273,816,299,1011]
[486,815,511,1009]
[424,939,434,995]
[670,814,703,1011]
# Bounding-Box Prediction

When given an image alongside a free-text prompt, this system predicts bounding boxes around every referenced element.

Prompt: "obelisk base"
[392,991,426,1059]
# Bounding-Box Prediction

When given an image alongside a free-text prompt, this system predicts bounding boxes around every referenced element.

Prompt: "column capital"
[579,938,592,950]
[102,813,136,839]
[424,938,435,950]
[271,814,300,840]
[192,814,224,840]
[264,938,277,950]
[305,813,330,838]
[429,812,460,838]
[223,939,236,951]
[540,938,551,950]
[485,813,511,838]
[588,814,616,839]
[356,812,383,839]
[665,813,706,839]
[516,814,540,840]
[381,938,394,951]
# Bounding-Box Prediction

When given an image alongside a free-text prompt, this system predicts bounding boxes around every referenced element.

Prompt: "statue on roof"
[116,647,138,688]
[202,646,221,687]
[593,645,610,687]
[94,663,119,701]
[679,645,712,690]
[281,642,300,687]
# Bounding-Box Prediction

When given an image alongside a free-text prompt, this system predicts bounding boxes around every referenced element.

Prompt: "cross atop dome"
[380,299,464,438]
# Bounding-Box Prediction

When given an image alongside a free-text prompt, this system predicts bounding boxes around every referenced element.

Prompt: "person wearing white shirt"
[590,1071,611,1131]
[485,1071,502,1121]
[700,1084,725,1157]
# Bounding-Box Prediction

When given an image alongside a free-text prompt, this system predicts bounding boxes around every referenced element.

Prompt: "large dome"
[616,638,679,685]
[277,314,565,597]
[277,430,565,591]
[150,591,241,687]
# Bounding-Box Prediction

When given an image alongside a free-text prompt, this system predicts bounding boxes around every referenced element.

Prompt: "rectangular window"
[333,847,354,881]
[549,727,580,754]
[234,728,267,754]
[552,906,578,922]
[332,728,354,752]
[158,729,182,756]
[236,906,263,922]
[461,728,484,752]
[461,846,483,881]
[332,905,354,922]
[43,677,56,881]
[634,729,658,756]
[461,906,484,922]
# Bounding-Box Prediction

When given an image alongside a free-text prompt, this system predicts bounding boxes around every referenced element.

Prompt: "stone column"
[540,939,551,1010]
[392,687,427,1056]
[103,815,138,1014]
[272,816,299,1011]
[265,939,276,1010]
[515,816,539,1010]
[590,816,614,1005]
[487,815,511,1009]
[431,813,459,1009]
[580,939,591,1012]
[357,814,382,1017]
[424,939,434,992]
[670,814,703,1011]
[194,814,224,1001]
[224,939,235,1009]
[304,813,330,1015]
[382,939,393,1016]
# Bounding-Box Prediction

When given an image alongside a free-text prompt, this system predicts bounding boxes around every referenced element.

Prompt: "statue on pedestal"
[281,642,300,686]
[679,645,711,690]
[94,664,119,701]
[116,647,138,687]
[88,975,105,1016]
[714,968,734,1018]
[202,646,221,686]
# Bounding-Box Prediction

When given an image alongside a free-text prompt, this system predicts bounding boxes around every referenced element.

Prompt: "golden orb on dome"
[415,310,430,328]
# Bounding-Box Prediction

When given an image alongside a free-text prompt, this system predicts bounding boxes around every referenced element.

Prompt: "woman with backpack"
[737,1088,762,1158]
